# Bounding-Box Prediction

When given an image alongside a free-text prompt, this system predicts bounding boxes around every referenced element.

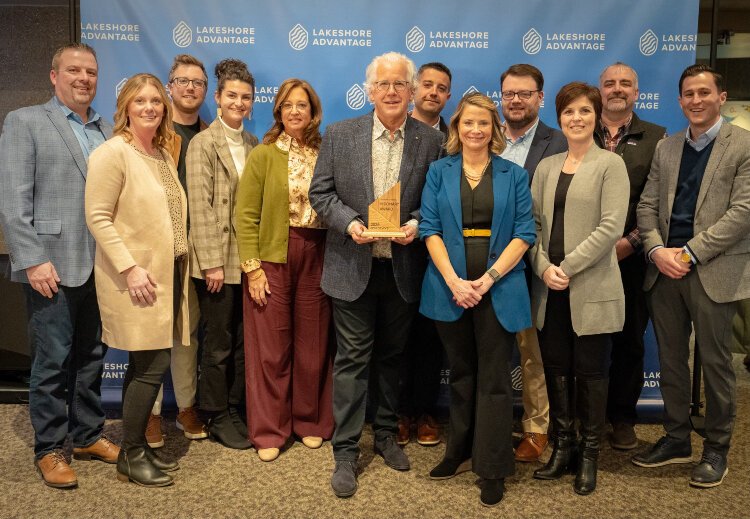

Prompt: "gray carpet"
[1,355,748,519]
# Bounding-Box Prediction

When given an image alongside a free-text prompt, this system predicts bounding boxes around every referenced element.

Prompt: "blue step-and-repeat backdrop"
[81,0,699,414]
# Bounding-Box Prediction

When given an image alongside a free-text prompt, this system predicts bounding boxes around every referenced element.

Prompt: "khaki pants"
[516,326,549,434]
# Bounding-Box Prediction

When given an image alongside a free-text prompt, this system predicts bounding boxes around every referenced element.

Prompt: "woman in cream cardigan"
[86,73,190,487]
[235,78,333,462]
[530,82,628,495]
[185,59,257,450]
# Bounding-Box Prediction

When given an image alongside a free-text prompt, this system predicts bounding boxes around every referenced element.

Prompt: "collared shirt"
[686,117,723,152]
[501,118,539,167]
[600,115,633,152]
[276,132,323,229]
[371,113,406,258]
[54,96,106,161]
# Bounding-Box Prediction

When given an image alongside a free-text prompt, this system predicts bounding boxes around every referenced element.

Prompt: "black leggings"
[538,288,612,381]
[122,348,171,449]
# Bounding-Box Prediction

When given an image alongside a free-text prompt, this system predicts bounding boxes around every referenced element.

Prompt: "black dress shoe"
[208,410,252,450]
[632,436,692,468]
[480,479,504,507]
[145,445,179,472]
[116,447,173,487]
[374,435,410,471]
[228,406,248,438]
[429,458,472,480]
[690,450,728,488]
[331,460,358,498]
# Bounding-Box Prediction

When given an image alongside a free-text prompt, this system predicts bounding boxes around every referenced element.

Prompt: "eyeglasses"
[171,77,207,90]
[501,90,540,101]
[280,102,310,112]
[374,80,410,93]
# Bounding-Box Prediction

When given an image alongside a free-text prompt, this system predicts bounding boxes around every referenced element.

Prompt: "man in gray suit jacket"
[0,43,117,488]
[499,64,567,462]
[309,51,443,498]
[634,65,750,488]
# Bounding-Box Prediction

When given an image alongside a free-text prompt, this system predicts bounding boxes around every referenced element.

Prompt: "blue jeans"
[24,274,107,458]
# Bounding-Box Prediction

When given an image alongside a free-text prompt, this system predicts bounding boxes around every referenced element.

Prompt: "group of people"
[0,42,748,509]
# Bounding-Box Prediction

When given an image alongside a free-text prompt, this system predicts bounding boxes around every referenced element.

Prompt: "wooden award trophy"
[361,182,406,238]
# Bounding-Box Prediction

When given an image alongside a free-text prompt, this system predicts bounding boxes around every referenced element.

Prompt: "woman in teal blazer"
[419,93,535,507]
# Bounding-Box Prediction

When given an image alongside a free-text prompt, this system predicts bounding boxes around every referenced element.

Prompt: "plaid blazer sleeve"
[186,135,224,271]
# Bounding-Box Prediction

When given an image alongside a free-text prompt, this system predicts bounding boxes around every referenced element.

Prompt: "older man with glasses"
[309,51,444,498]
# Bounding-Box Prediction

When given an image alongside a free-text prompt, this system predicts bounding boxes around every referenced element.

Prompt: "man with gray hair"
[309,51,444,497]
[0,43,119,488]
[594,62,665,451]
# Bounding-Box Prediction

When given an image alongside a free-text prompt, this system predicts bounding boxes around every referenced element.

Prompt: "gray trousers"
[330,260,417,461]
[647,269,737,455]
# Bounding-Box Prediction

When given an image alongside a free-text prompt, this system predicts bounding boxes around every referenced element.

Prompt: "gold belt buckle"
[463,228,491,237]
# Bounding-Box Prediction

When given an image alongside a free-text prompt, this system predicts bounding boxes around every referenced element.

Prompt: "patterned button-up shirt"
[371,114,406,259]
[276,132,323,229]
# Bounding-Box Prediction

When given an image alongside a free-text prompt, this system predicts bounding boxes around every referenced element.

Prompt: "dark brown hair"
[500,63,544,91]
[215,58,255,95]
[678,64,725,95]
[555,81,602,126]
[168,54,207,82]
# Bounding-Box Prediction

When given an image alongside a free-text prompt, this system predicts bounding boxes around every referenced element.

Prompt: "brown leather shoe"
[515,432,548,462]
[416,414,441,446]
[146,414,165,448]
[35,451,77,489]
[73,435,120,463]
[397,416,411,445]
[176,407,208,440]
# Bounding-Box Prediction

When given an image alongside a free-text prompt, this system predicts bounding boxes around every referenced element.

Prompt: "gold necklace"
[463,158,491,182]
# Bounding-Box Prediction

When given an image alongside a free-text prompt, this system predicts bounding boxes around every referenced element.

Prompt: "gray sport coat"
[309,112,444,303]
[637,122,750,303]
[0,97,112,286]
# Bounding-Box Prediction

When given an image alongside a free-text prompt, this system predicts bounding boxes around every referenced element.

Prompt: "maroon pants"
[244,228,334,449]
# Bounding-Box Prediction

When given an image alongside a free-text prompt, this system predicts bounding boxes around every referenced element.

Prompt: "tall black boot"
[534,374,577,480]
[574,378,608,495]
[116,447,173,487]
[208,409,252,449]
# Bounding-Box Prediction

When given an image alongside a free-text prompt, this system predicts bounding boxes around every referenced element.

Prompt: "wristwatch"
[486,268,501,282]
[680,247,693,264]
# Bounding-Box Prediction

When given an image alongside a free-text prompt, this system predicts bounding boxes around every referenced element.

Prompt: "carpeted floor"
[0,355,748,519]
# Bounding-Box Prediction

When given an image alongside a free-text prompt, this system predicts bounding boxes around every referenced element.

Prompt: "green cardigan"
[235,142,292,264]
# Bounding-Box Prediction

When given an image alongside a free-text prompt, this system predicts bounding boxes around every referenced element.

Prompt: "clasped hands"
[448,273,493,309]
[543,265,569,290]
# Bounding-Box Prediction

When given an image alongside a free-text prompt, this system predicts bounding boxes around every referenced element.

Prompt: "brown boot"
[176,407,208,440]
[397,416,411,446]
[515,432,549,462]
[35,451,77,489]
[146,414,164,448]
[73,435,120,463]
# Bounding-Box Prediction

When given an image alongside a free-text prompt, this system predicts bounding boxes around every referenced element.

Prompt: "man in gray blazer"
[499,63,567,462]
[309,51,444,498]
[634,64,750,488]
[0,43,117,488]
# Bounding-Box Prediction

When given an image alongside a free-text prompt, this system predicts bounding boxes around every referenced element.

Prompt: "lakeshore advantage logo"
[463,85,480,97]
[639,29,696,56]
[81,21,140,43]
[173,21,192,48]
[115,77,128,98]
[522,27,605,54]
[346,84,367,110]
[172,20,255,48]
[405,26,426,53]
[406,25,489,53]
[289,23,309,50]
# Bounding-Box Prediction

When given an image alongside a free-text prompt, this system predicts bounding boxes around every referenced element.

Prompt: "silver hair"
[364,51,417,94]
[599,62,639,89]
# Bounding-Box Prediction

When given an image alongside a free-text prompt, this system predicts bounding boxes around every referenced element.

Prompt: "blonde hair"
[445,92,506,156]
[262,78,323,150]
[112,73,175,149]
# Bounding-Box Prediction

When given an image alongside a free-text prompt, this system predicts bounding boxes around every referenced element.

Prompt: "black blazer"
[523,119,568,184]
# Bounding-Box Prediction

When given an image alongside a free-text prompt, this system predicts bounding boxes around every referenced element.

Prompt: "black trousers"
[331,260,417,461]
[608,253,649,424]
[399,313,443,417]
[195,280,245,411]
[436,301,515,479]
[538,289,612,381]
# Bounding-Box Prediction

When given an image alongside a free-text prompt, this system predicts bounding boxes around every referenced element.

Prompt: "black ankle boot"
[574,378,608,495]
[145,445,179,472]
[208,410,252,450]
[534,375,577,480]
[116,447,173,487]
[480,478,505,507]
[429,458,472,480]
